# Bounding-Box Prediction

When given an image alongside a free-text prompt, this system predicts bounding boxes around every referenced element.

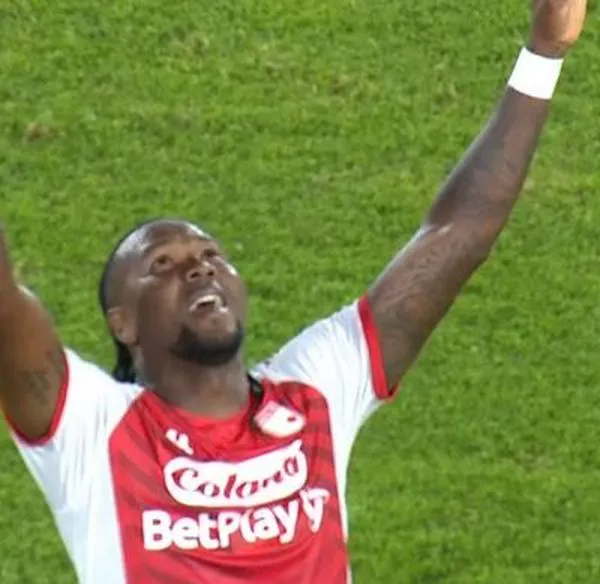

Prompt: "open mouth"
[189,292,226,313]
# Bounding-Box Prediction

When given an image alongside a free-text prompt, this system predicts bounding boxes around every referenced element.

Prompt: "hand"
[528,0,588,58]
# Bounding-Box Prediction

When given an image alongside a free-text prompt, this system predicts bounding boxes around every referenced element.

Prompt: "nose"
[185,258,215,282]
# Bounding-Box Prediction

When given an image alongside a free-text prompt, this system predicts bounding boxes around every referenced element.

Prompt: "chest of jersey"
[107,381,348,583]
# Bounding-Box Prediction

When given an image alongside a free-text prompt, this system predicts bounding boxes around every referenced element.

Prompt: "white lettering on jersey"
[142,487,330,551]
[165,429,194,456]
[164,440,308,508]
[300,488,330,532]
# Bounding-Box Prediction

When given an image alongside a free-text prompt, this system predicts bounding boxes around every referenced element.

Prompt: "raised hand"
[529,0,588,57]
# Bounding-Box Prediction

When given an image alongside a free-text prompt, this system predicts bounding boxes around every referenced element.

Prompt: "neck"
[141,354,250,418]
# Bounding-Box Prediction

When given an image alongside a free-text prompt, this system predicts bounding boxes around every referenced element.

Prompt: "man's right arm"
[0,227,66,442]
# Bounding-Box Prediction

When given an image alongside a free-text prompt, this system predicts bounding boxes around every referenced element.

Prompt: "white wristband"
[507,47,564,100]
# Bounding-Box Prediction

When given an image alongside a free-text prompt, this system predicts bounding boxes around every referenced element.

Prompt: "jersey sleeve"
[4,348,142,513]
[253,295,398,442]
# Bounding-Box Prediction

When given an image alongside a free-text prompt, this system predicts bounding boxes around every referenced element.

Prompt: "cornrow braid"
[98,219,162,383]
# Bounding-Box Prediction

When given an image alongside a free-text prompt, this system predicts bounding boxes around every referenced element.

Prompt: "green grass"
[1,0,600,582]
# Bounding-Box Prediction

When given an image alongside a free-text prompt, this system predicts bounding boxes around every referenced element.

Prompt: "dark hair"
[98,219,161,383]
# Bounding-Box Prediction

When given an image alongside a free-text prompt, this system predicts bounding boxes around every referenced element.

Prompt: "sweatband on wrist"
[507,47,564,100]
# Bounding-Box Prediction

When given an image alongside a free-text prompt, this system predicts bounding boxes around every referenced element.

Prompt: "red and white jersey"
[8,296,396,584]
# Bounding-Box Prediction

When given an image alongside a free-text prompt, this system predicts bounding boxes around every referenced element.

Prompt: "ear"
[107,306,138,346]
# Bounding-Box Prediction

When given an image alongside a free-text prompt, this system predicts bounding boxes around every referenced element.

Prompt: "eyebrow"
[139,234,214,259]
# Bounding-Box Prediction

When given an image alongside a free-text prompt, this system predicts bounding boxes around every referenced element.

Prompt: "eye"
[151,254,174,273]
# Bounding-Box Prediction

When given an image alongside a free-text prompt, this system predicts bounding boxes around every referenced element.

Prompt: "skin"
[106,220,250,417]
[0,0,588,440]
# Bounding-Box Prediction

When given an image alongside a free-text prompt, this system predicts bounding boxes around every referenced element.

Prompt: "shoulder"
[251,295,393,406]
[251,299,368,388]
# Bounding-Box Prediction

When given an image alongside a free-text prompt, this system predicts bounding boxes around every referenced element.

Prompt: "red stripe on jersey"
[358,295,398,400]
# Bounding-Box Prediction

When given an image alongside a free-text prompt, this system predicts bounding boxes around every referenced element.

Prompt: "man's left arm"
[367,0,588,389]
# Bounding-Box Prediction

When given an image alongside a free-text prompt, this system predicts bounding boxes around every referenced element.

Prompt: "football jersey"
[7,296,397,584]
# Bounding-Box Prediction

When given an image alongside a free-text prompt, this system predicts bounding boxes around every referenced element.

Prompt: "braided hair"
[98,219,161,383]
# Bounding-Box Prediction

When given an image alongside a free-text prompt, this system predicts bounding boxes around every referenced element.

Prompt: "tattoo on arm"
[370,90,552,386]
[17,347,64,407]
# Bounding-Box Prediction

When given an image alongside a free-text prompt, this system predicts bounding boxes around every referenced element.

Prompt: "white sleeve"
[253,295,398,443]
[5,348,142,513]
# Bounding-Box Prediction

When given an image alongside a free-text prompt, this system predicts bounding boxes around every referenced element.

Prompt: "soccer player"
[0,1,588,583]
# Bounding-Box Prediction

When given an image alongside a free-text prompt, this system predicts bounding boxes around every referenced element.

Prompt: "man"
[0,1,588,583]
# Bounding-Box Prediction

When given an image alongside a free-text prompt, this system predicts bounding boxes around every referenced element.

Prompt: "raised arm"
[0,226,65,441]
[367,0,587,388]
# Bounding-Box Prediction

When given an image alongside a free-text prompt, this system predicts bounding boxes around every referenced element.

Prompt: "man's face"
[110,220,247,368]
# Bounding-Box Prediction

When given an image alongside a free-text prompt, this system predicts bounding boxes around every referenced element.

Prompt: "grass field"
[1,1,600,582]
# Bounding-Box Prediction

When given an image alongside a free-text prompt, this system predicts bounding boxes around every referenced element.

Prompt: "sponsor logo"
[164,440,308,508]
[142,487,330,551]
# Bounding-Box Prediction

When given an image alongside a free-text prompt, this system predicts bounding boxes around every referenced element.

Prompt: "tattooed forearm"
[369,89,553,386]
[426,89,550,236]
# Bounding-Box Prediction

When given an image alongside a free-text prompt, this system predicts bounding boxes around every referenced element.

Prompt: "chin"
[171,322,244,367]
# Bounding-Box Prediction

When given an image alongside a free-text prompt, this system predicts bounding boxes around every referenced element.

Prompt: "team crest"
[254,401,306,438]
